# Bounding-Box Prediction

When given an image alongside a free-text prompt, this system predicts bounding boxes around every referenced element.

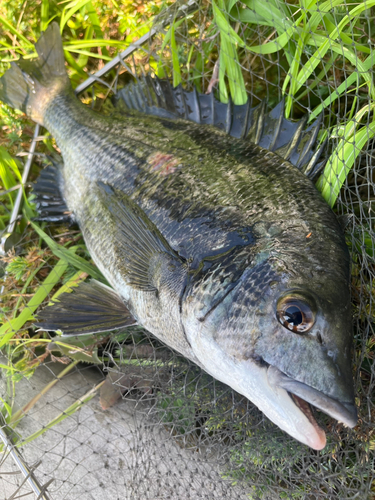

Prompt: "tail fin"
[0,23,70,124]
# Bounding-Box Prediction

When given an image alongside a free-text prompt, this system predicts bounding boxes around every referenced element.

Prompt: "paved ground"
[0,358,252,500]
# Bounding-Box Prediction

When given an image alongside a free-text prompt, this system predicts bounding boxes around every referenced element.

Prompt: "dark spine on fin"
[115,76,326,180]
[32,160,73,224]
[36,279,136,336]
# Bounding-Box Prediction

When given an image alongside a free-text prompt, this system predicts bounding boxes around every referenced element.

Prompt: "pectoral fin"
[36,280,136,336]
[97,182,187,293]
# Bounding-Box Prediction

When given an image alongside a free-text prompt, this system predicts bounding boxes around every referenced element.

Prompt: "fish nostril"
[317,332,323,345]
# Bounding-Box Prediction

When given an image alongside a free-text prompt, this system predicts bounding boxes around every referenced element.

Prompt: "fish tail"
[0,23,70,125]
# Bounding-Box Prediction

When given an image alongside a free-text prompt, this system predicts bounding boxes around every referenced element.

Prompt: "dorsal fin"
[114,76,326,180]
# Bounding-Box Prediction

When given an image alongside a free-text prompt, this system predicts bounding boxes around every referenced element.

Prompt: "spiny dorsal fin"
[96,182,187,293]
[302,140,327,179]
[36,279,136,336]
[115,76,326,179]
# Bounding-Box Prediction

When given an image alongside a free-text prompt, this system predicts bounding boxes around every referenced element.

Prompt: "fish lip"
[267,365,357,428]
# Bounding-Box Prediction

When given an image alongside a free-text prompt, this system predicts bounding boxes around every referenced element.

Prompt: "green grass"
[214,0,375,206]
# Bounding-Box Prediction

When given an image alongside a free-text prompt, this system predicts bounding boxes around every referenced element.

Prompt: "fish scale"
[0,23,357,450]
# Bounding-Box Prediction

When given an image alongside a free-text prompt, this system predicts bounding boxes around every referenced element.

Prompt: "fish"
[0,23,357,450]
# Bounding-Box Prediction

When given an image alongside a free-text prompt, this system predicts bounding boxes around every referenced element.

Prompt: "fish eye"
[276,295,315,333]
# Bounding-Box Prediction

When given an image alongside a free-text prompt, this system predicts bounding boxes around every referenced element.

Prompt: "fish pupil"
[283,306,303,326]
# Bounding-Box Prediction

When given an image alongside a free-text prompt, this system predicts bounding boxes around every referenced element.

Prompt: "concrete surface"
[0,358,251,500]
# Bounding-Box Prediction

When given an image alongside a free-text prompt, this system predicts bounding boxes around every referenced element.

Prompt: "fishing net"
[0,1,374,498]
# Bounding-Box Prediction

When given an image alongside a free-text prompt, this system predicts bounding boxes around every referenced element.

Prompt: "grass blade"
[241,0,292,33]
[85,1,110,59]
[213,0,247,105]
[293,0,375,103]
[40,0,49,32]
[30,221,104,281]
[170,23,181,87]
[317,121,375,207]
[18,380,105,447]
[60,0,93,33]
[214,1,301,55]
[0,15,34,48]
[10,360,80,426]
[0,147,23,209]
[0,260,69,348]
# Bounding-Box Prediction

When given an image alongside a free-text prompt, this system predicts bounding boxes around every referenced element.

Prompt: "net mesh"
[0,1,374,499]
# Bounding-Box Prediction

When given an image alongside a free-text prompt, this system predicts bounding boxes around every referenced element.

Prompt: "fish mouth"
[267,365,357,432]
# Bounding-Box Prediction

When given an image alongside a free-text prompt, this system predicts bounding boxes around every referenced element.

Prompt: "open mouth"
[290,392,324,433]
[267,365,358,430]
[290,393,315,423]
[287,392,328,449]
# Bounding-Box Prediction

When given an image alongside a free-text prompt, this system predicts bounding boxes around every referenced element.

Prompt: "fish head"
[182,241,357,450]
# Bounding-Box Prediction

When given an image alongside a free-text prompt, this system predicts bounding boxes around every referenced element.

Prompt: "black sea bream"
[0,24,357,449]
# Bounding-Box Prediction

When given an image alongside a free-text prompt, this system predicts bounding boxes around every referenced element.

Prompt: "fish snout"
[267,365,357,428]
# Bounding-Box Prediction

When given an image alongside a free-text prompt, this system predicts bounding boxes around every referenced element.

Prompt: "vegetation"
[0,0,374,498]
[0,0,170,454]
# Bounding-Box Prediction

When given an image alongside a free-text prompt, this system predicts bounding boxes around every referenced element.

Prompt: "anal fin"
[36,280,136,336]
[32,160,74,223]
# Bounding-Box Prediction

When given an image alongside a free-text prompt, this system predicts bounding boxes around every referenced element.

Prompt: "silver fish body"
[0,24,357,449]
